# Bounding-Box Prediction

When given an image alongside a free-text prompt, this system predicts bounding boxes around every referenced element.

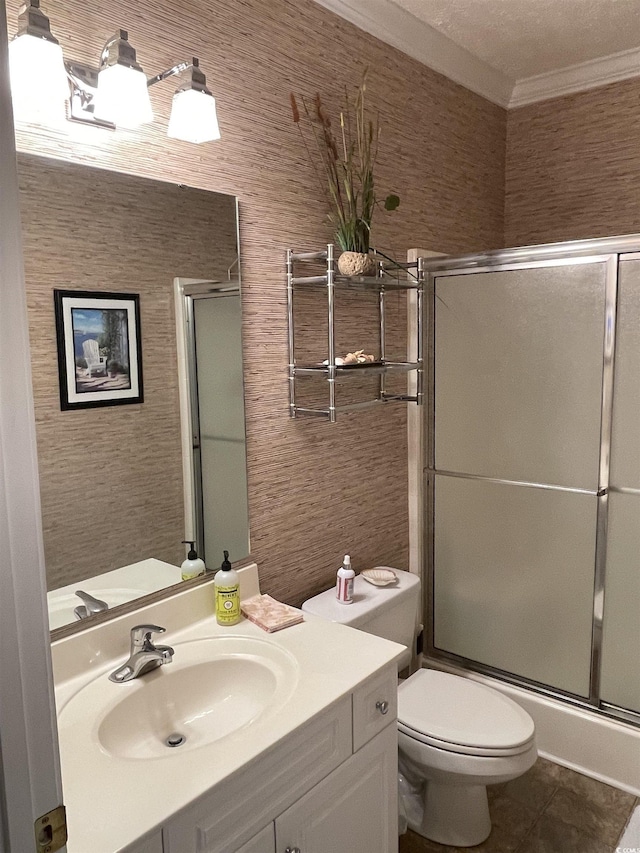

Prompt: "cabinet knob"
[285,848,301,853]
[376,699,389,715]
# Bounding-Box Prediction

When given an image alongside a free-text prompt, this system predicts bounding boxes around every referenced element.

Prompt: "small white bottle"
[336,554,355,604]
[214,550,241,625]
[181,540,205,580]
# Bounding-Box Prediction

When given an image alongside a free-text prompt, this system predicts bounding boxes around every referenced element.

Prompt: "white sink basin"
[58,636,299,760]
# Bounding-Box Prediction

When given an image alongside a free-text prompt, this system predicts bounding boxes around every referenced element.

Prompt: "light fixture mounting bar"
[64,60,115,129]
[147,57,199,88]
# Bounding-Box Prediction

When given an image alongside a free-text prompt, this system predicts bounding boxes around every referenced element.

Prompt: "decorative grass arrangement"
[290,72,399,255]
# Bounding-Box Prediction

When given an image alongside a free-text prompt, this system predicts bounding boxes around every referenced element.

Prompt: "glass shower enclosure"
[423,235,640,727]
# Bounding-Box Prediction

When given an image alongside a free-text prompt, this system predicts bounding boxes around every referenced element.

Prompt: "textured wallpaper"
[8,0,506,606]
[506,77,640,247]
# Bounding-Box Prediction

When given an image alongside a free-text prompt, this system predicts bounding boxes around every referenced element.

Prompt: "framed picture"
[54,290,143,410]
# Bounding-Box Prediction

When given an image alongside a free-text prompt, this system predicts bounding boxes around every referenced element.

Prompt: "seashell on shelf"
[344,349,376,364]
[361,568,398,586]
[323,352,376,366]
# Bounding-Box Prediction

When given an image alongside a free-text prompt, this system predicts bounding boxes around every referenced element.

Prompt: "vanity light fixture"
[164,59,221,144]
[92,30,154,129]
[8,0,68,119]
[8,0,221,143]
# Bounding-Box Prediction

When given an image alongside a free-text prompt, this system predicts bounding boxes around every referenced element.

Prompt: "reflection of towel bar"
[199,435,246,444]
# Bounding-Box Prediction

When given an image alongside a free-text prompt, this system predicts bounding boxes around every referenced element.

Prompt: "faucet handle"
[130,624,167,650]
[74,590,109,618]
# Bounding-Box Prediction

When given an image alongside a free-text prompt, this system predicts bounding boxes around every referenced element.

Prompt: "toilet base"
[410,781,491,847]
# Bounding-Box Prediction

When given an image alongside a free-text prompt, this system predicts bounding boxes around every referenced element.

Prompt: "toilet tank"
[302,568,421,670]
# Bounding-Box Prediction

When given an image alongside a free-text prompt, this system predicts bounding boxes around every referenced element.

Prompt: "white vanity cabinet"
[53,578,405,853]
[234,825,275,853]
[274,724,397,853]
[125,833,164,853]
[162,665,398,853]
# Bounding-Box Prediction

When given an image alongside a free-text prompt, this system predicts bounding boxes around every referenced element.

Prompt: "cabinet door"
[275,725,397,853]
[162,696,352,853]
[123,832,164,853]
[234,824,275,853]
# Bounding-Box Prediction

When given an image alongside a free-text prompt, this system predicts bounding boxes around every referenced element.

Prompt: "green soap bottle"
[214,550,241,625]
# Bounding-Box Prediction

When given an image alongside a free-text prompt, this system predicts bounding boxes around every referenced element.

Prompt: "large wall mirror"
[17,153,250,633]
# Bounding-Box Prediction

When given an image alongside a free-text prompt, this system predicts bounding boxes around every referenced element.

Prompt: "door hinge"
[34,805,67,853]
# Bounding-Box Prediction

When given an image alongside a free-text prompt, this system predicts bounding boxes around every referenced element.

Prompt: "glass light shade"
[167,88,220,144]
[94,63,153,128]
[8,34,68,119]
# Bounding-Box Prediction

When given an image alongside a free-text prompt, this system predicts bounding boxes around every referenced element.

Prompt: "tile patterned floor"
[399,757,638,853]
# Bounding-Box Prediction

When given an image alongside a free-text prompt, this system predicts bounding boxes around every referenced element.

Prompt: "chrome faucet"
[108,624,174,683]
[74,590,109,620]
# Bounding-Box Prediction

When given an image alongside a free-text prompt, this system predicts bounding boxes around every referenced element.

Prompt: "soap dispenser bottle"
[336,554,355,604]
[181,540,206,580]
[214,550,241,625]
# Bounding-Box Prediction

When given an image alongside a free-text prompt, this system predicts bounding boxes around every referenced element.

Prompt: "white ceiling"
[313,0,640,107]
[392,0,640,80]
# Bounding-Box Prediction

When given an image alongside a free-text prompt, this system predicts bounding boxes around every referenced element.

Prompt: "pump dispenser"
[181,540,206,580]
[214,550,241,625]
[336,554,355,604]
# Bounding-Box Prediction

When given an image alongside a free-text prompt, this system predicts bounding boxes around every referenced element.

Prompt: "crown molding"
[509,48,640,109]
[310,0,513,108]
[510,46,640,108]
[312,0,640,110]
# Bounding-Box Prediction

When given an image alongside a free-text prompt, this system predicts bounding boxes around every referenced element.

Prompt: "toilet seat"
[398,669,535,757]
[398,720,535,757]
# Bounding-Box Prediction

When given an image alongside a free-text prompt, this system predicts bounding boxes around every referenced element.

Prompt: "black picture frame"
[54,289,144,411]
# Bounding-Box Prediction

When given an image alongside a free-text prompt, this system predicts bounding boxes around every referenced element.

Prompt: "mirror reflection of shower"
[175,278,250,568]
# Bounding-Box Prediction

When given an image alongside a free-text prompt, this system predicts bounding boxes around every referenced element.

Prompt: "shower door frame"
[420,234,640,729]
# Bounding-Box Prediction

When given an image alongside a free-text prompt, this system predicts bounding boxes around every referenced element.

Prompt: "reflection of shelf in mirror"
[294,361,420,377]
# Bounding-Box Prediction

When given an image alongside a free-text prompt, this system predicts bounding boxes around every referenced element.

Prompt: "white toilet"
[302,568,537,848]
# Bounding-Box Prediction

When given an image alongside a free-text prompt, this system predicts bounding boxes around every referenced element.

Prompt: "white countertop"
[52,566,405,853]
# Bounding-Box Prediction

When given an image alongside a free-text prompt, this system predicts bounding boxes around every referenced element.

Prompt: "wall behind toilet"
[6,0,506,606]
[506,77,640,246]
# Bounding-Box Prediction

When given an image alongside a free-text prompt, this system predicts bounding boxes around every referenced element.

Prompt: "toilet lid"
[398,670,535,752]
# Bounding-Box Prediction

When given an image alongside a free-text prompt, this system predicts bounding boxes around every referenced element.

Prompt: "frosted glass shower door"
[193,294,249,565]
[601,258,640,713]
[431,260,609,698]
[434,263,606,488]
[434,475,597,695]
[600,494,640,712]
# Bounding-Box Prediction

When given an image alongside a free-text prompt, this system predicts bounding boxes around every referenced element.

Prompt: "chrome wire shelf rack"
[287,244,424,422]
